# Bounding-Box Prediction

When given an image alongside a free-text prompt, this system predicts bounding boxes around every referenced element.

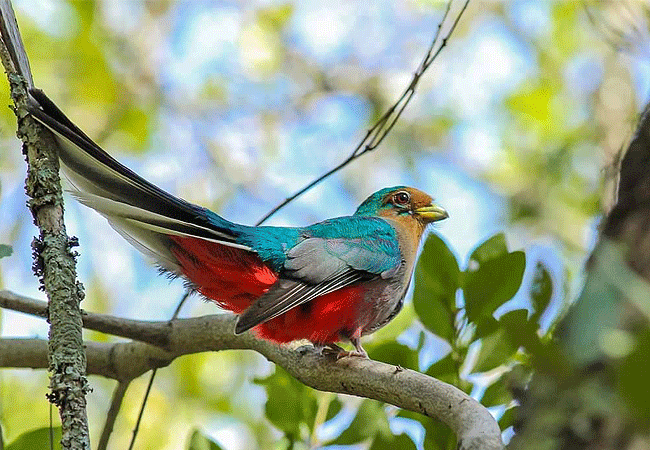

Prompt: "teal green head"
[354,186,449,225]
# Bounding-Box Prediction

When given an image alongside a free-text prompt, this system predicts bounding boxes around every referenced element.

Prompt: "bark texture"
[0,290,504,450]
[510,103,650,449]
[0,1,90,448]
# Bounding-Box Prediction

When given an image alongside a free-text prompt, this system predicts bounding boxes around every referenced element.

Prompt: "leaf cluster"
[410,232,562,446]
[247,232,562,450]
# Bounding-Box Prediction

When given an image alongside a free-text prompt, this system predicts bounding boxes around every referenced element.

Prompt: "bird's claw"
[296,344,316,356]
[335,349,368,360]
[310,343,369,359]
[314,343,345,357]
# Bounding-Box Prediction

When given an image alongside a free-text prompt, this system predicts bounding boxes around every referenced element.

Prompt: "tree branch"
[255,0,470,225]
[98,381,129,450]
[0,1,90,448]
[0,1,499,447]
[0,290,503,450]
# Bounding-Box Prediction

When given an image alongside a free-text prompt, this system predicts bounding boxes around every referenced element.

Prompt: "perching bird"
[0,3,448,356]
[24,89,447,357]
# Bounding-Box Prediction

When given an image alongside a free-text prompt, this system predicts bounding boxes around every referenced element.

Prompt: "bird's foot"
[335,349,368,359]
[352,337,369,358]
[335,338,368,359]
[313,343,345,357]
[311,339,369,359]
[296,344,317,356]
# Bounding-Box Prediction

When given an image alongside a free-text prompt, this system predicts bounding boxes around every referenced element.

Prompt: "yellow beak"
[414,204,449,222]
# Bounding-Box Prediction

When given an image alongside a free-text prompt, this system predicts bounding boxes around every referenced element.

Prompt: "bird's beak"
[415,204,449,223]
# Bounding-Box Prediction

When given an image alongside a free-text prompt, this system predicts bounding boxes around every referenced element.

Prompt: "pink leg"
[336,329,368,359]
[314,343,346,356]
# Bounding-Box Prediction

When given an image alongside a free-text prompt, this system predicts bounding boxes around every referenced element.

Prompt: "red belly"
[169,236,365,344]
[255,284,366,344]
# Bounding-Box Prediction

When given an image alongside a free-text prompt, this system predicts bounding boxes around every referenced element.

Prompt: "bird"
[0,0,448,357]
[22,90,449,357]
[7,74,448,358]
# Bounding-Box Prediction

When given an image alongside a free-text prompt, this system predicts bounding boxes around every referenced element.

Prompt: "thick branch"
[0,290,503,450]
[510,96,650,448]
[0,1,90,448]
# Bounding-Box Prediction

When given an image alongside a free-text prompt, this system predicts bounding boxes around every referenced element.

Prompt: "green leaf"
[331,400,389,445]
[617,328,650,429]
[367,342,418,371]
[464,251,526,324]
[325,395,343,421]
[530,262,553,321]
[473,316,499,340]
[370,432,417,450]
[413,234,460,341]
[473,328,517,373]
[416,234,461,294]
[256,367,318,437]
[481,375,513,408]
[413,279,455,342]
[0,244,12,259]
[6,427,62,450]
[498,309,535,355]
[425,353,458,386]
[499,309,569,377]
[469,233,508,266]
[187,430,225,450]
[499,406,517,430]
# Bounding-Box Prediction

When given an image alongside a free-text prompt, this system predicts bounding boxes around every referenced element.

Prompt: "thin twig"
[256,0,470,225]
[128,373,155,450]
[97,381,129,450]
[127,289,191,450]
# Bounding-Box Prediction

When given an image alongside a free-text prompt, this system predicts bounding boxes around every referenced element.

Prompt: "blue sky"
[1,1,648,447]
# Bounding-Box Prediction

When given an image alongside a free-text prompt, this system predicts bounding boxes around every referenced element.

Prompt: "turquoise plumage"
[22,86,448,356]
[0,0,450,356]
[0,44,449,356]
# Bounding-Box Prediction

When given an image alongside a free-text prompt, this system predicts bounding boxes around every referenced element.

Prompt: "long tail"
[0,0,249,272]
[0,1,281,314]
[27,90,253,270]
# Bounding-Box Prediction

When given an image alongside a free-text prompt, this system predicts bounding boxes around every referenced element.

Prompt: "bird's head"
[354,186,448,226]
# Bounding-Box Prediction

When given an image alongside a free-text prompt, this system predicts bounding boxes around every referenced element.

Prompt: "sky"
[1,1,649,448]
[1,0,640,360]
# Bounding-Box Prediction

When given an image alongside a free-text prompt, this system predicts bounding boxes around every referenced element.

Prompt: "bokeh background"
[0,0,649,449]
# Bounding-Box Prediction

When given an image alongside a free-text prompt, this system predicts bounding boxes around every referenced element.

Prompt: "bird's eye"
[393,191,410,206]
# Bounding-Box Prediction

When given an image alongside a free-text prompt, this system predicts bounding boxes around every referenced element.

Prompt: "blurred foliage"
[509,240,650,448]
[5,426,61,450]
[0,0,648,449]
[0,245,12,259]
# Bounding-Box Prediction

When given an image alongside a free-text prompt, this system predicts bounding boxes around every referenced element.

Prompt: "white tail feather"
[52,128,146,203]
[70,191,252,250]
[106,217,181,272]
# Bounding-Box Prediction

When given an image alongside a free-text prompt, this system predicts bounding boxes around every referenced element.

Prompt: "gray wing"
[233,270,370,334]
[234,232,401,334]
